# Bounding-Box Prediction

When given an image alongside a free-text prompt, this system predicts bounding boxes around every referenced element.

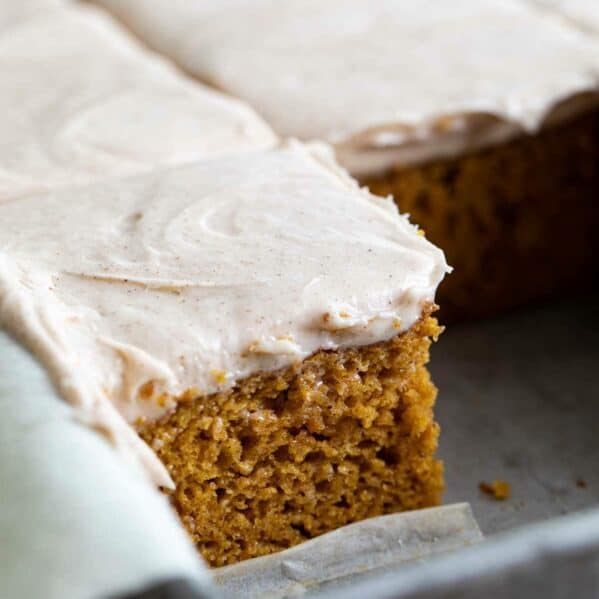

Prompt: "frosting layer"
[0,4,276,200]
[0,0,64,34]
[0,141,449,485]
[92,0,599,175]
[524,1,599,35]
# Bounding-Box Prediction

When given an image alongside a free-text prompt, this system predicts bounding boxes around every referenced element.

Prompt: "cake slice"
[0,3,275,200]
[0,142,449,566]
[91,0,599,318]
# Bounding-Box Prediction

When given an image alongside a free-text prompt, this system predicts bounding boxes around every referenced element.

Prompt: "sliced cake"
[91,0,599,318]
[0,3,275,200]
[0,142,449,565]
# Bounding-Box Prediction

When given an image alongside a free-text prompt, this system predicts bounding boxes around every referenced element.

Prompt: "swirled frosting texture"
[93,0,599,175]
[0,4,276,200]
[0,142,449,485]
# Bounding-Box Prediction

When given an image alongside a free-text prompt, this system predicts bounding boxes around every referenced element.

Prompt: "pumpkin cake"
[0,3,275,201]
[91,0,599,318]
[0,142,450,566]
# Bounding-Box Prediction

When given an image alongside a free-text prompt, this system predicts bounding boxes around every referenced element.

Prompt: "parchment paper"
[0,331,212,599]
[214,503,482,598]
[0,326,485,599]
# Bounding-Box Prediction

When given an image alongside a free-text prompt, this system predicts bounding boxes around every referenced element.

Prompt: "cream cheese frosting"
[0,4,276,200]
[525,1,599,35]
[0,141,449,485]
[0,0,64,34]
[92,0,599,176]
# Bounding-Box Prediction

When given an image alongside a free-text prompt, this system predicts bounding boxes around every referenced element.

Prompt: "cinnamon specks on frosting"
[0,142,448,487]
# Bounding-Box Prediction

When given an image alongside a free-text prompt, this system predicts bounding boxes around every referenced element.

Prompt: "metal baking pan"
[311,292,599,598]
[138,293,599,598]
[2,294,597,599]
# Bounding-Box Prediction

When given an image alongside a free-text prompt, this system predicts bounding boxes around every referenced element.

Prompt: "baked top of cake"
[92,0,599,175]
[0,141,449,486]
[0,4,276,200]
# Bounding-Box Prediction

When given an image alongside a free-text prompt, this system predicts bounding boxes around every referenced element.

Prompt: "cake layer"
[0,141,449,487]
[0,4,275,200]
[366,108,599,319]
[140,310,443,566]
[92,0,599,176]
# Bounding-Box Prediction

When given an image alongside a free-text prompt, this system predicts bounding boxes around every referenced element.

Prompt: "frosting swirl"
[0,5,276,200]
[0,141,449,485]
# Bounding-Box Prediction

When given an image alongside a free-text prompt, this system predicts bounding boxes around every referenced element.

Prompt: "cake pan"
[2,296,597,598]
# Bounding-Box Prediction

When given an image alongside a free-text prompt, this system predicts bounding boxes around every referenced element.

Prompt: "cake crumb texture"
[139,314,443,567]
[479,480,511,501]
[365,109,599,319]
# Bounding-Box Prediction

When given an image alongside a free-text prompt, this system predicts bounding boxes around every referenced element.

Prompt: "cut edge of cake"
[0,140,450,566]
